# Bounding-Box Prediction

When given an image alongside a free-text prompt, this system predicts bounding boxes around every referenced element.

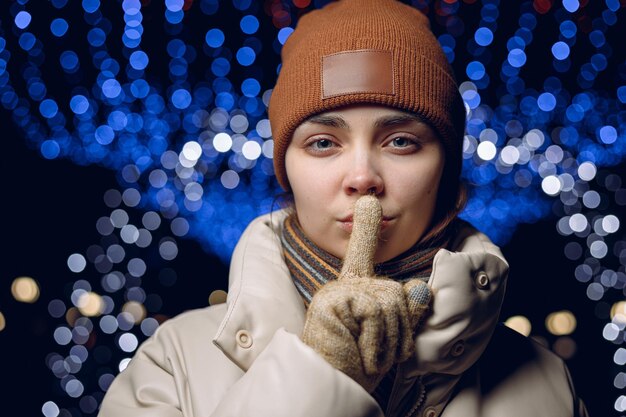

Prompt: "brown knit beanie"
[268,0,466,203]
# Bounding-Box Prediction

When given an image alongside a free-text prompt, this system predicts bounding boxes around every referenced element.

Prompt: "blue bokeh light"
[559,20,577,38]
[277,27,294,45]
[130,79,150,99]
[129,51,149,70]
[233,0,252,11]
[598,125,618,144]
[51,0,69,8]
[18,32,36,51]
[70,95,90,115]
[102,79,122,99]
[39,99,59,118]
[87,28,106,47]
[165,0,184,12]
[82,0,100,13]
[508,49,527,68]
[562,0,580,13]
[171,89,192,109]
[205,29,225,48]
[27,81,46,101]
[236,47,255,66]
[466,61,486,80]
[617,86,626,103]
[167,39,186,58]
[50,18,69,37]
[211,57,230,76]
[474,27,493,46]
[14,11,32,29]
[60,51,79,72]
[240,15,259,35]
[95,125,115,145]
[552,41,570,60]
[241,78,261,97]
[589,30,606,48]
[537,92,557,112]
[41,140,61,159]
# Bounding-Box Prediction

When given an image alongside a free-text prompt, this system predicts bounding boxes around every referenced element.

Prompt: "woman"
[98,0,588,416]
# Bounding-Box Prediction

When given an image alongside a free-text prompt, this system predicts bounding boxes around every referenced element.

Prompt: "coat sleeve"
[97,318,187,417]
[210,328,384,417]
[413,230,509,376]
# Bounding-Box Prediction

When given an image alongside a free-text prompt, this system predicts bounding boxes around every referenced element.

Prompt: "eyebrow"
[304,113,424,130]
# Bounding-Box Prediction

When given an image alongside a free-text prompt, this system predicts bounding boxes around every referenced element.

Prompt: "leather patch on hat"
[322,50,395,99]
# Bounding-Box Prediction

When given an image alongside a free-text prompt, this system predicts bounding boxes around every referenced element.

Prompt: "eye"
[385,135,421,154]
[390,137,412,148]
[304,137,337,155]
[312,138,334,150]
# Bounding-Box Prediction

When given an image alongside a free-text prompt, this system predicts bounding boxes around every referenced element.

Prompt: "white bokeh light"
[569,213,588,233]
[524,129,545,149]
[476,141,497,161]
[213,133,233,153]
[118,332,139,353]
[500,145,520,165]
[256,118,272,138]
[67,253,87,273]
[119,358,132,372]
[602,215,620,234]
[242,140,262,160]
[541,175,561,196]
[578,161,597,181]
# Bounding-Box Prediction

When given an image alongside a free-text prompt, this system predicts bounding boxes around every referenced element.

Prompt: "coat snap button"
[236,330,253,349]
[451,340,465,357]
[475,271,489,289]
[423,406,437,417]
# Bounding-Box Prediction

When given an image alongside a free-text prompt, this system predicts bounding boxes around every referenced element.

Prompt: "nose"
[341,151,384,196]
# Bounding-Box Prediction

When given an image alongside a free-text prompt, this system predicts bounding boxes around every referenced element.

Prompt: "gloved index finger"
[340,195,382,279]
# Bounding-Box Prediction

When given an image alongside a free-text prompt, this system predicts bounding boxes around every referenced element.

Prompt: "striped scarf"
[281,214,454,306]
[280,214,455,411]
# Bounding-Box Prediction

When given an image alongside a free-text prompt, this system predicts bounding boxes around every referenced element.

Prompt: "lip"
[337,215,395,233]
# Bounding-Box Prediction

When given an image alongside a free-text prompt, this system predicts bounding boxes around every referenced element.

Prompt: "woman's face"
[285,104,445,263]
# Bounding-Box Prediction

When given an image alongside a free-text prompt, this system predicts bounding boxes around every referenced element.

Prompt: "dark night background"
[1,1,624,416]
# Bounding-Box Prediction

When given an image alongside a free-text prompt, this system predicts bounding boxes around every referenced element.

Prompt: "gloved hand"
[301,195,433,393]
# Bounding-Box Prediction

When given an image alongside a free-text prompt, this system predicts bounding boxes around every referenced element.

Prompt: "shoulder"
[481,325,567,381]
[477,325,580,416]
[228,210,291,291]
[430,220,509,295]
[448,220,508,268]
[148,304,228,350]
[238,209,289,243]
[230,210,289,265]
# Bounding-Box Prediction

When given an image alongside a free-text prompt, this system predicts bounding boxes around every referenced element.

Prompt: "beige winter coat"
[98,211,589,417]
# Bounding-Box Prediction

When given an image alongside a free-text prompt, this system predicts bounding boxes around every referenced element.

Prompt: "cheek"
[286,152,333,217]
[390,159,443,216]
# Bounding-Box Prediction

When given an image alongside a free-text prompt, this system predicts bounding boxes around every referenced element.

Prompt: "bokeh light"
[208,289,228,305]
[546,310,577,336]
[504,315,532,336]
[11,276,40,303]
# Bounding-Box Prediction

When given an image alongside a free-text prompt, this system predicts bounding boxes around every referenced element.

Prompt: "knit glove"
[301,195,433,393]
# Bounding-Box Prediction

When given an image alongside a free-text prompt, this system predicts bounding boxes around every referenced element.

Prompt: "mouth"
[337,215,395,233]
